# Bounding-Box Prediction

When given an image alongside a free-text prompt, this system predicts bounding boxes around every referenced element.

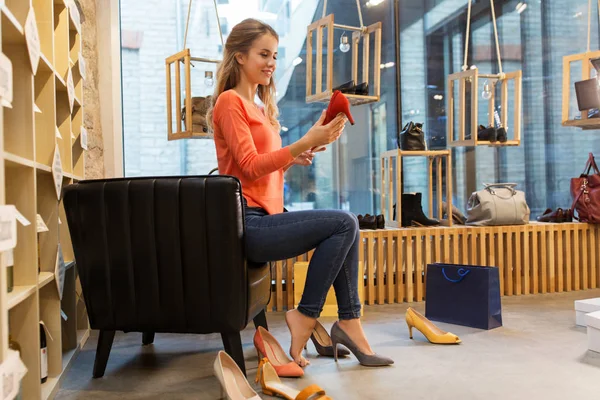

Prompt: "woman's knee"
[328,210,359,234]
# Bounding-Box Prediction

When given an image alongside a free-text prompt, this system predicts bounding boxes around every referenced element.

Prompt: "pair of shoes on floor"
[405,307,461,344]
[213,351,332,400]
[333,80,369,96]
[393,193,440,227]
[537,208,573,223]
[357,214,385,229]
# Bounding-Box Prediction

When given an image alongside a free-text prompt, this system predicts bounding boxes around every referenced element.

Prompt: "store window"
[399,0,600,219]
[120,0,398,215]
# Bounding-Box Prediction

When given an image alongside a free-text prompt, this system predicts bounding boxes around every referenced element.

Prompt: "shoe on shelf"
[565,208,573,222]
[333,80,355,94]
[477,124,497,142]
[255,358,332,400]
[307,320,350,358]
[496,126,507,142]
[354,82,369,96]
[324,90,355,125]
[357,214,377,230]
[213,351,261,400]
[394,193,440,227]
[405,307,461,345]
[441,201,466,225]
[376,214,385,229]
[253,327,304,378]
[330,322,393,366]
[537,208,565,223]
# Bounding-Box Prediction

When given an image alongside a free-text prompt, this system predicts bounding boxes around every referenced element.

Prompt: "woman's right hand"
[304,110,347,149]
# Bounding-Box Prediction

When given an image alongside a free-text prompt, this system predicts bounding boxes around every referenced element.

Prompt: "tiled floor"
[57,290,600,399]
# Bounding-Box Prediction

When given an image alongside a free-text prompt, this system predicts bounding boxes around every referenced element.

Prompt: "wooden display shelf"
[306,91,380,106]
[561,50,600,130]
[1,5,25,44]
[7,285,36,309]
[38,272,55,288]
[0,1,89,399]
[380,149,453,228]
[562,118,600,130]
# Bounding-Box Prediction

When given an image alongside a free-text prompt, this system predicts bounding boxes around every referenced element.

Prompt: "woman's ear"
[235,52,246,65]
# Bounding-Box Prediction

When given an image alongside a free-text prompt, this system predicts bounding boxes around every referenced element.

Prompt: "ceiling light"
[292,57,302,66]
[366,0,385,8]
[516,2,527,13]
[281,126,289,132]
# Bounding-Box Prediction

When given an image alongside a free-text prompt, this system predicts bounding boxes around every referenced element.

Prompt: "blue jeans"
[245,206,362,320]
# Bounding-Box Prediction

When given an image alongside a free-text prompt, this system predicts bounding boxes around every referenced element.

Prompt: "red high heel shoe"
[324,90,355,125]
[253,327,304,378]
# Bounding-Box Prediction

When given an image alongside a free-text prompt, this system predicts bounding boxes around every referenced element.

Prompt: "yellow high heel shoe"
[405,307,461,344]
[255,358,333,400]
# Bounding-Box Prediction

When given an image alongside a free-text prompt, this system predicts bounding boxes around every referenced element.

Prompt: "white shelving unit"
[0,1,89,399]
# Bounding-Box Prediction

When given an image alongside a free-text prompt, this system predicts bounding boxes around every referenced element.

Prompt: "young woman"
[208,18,392,368]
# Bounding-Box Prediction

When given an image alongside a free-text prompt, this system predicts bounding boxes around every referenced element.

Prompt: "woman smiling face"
[235,33,278,87]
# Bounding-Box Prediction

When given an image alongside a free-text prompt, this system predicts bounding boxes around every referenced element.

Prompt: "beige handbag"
[466,183,530,226]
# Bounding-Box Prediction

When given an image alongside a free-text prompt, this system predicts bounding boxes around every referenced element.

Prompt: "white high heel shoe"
[213,351,261,400]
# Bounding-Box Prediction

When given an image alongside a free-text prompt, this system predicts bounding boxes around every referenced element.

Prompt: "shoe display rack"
[561,50,600,130]
[379,149,453,228]
[0,1,89,399]
[305,5,382,106]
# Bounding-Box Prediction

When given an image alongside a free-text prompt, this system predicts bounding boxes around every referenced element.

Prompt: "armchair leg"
[142,332,155,345]
[220,332,246,376]
[253,308,268,330]
[93,330,115,378]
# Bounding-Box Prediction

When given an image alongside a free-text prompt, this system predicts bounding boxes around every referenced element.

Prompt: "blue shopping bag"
[425,263,502,330]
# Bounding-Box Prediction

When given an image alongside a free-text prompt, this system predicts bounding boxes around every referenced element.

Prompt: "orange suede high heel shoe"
[324,90,355,125]
[253,327,304,378]
[255,358,332,400]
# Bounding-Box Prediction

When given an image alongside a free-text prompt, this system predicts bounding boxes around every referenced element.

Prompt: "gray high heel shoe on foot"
[330,322,394,367]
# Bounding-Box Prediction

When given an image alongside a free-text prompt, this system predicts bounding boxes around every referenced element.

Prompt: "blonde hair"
[207,19,280,131]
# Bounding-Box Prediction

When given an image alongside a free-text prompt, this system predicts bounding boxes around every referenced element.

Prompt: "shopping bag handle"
[442,267,471,283]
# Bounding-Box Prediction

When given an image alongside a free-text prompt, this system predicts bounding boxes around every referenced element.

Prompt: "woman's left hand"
[292,150,315,166]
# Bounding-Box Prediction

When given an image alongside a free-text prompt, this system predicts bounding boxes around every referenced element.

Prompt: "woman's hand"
[292,150,315,166]
[305,111,347,149]
[288,110,347,158]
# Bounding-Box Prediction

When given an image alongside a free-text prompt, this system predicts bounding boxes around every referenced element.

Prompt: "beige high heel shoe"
[213,351,261,400]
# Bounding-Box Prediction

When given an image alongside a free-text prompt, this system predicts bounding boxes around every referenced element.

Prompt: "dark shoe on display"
[399,122,427,150]
[324,90,355,125]
[354,82,369,96]
[565,208,573,222]
[496,126,508,142]
[333,80,355,94]
[307,320,350,358]
[537,208,565,223]
[376,214,385,229]
[358,214,377,230]
[393,193,440,227]
[330,322,394,367]
[477,124,497,142]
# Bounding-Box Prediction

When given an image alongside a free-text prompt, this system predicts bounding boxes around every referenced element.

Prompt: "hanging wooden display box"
[380,149,453,228]
[305,14,381,106]
[446,68,522,147]
[165,49,220,141]
[561,50,600,130]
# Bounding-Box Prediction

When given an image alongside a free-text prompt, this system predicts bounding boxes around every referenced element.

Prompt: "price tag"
[69,2,81,34]
[0,205,17,252]
[80,126,88,150]
[55,244,66,300]
[25,8,41,74]
[79,52,86,80]
[52,144,63,200]
[36,214,49,233]
[0,52,13,109]
[67,69,75,113]
[14,208,31,227]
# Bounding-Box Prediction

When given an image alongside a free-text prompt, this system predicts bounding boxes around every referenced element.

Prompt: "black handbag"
[398,122,426,150]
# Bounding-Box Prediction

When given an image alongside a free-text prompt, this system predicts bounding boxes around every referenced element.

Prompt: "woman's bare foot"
[338,319,374,355]
[285,309,316,367]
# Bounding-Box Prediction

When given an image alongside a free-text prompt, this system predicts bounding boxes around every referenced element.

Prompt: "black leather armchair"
[63,176,270,377]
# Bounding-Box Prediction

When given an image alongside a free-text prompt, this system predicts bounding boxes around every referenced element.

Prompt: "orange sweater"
[213,90,295,215]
